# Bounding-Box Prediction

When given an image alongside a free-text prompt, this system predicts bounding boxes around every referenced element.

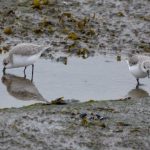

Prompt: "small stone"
[117,55,121,61]
[80,113,87,119]
[96,114,101,119]
[61,108,68,113]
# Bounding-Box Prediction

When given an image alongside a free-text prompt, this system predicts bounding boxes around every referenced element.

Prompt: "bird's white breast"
[129,64,147,78]
[12,53,41,68]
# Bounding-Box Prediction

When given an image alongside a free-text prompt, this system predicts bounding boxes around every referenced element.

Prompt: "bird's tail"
[42,45,52,53]
[125,58,130,67]
[39,45,52,56]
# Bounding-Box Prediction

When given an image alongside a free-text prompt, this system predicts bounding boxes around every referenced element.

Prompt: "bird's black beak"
[147,70,150,78]
[3,67,6,75]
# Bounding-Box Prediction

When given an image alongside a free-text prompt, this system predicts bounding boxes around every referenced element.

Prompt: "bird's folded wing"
[9,44,42,56]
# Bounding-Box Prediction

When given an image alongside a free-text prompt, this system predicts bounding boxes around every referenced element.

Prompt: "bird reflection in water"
[1,73,49,103]
[127,86,149,99]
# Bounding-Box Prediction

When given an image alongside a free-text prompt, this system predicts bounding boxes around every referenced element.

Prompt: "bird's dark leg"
[31,64,34,82]
[147,70,150,78]
[3,67,6,75]
[136,78,139,88]
[24,66,27,79]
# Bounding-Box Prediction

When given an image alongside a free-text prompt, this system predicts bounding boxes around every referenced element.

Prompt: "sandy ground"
[0,0,150,58]
[0,98,150,150]
[0,0,150,149]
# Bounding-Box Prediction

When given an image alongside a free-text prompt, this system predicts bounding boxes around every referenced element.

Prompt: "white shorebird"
[126,54,150,86]
[3,43,51,80]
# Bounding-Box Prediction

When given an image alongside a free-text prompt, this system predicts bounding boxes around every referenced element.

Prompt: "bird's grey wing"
[9,43,42,57]
[138,55,150,63]
[129,55,150,66]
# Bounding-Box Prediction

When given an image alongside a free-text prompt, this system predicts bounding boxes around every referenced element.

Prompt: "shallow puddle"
[0,54,150,108]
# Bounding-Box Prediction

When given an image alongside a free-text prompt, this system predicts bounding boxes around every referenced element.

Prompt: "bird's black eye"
[4,62,7,65]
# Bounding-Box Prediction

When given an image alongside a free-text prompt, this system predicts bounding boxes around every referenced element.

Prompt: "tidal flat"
[0,98,150,150]
[0,0,150,149]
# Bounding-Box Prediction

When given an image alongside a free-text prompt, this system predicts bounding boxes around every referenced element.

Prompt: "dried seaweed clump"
[67,32,78,40]
[32,0,49,9]
[138,42,150,52]
[4,27,13,35]
[59,12,97,58]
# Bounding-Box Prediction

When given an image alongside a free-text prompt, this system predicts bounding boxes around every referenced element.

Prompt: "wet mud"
[0,0,150,149]
[0,98,150,150]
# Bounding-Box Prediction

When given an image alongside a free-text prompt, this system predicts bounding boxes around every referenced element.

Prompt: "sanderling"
[126,54,150,86]
[3,43,51,80]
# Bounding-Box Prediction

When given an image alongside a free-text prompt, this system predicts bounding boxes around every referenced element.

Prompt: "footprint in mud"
[1,73,48,102]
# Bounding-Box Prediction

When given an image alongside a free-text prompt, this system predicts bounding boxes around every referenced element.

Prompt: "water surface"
[0,54,150,108]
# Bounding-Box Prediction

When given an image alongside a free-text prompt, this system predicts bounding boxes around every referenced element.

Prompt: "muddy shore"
[0,98,150,150]
[0,0,150,149]
[0,0,150,58]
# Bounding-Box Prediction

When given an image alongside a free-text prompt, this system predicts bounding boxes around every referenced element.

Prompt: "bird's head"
[141,61,150,78]
[127,55,138,67]
[3,57,10,68]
